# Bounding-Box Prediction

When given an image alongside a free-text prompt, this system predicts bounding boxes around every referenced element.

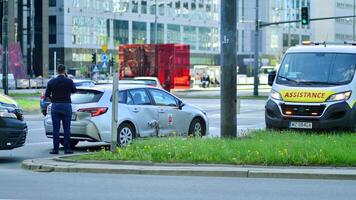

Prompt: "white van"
[266,42,356,131]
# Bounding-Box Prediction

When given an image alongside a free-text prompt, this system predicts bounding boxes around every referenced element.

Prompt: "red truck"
[118,44,190,91]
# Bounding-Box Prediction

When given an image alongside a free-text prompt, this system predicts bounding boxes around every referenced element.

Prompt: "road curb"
[21,156,356,180]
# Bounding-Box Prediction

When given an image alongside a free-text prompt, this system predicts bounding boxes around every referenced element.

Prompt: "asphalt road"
[0,98,355,200]
[0,170,355,200]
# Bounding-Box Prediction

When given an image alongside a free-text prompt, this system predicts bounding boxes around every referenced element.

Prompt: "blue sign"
[102,54,108,63]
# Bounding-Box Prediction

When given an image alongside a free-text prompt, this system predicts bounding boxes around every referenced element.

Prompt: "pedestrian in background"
[45,64,76,154]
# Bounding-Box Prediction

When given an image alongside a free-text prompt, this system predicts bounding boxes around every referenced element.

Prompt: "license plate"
[289,122,312,129]
[71,114,76,121]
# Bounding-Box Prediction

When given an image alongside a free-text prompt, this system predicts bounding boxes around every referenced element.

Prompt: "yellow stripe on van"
[280,90,335,103]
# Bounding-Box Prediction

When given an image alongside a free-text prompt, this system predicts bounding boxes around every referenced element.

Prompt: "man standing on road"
[45,64,76,154]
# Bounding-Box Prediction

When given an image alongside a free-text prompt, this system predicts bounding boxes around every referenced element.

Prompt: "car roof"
[77,84,153,92]
[287,45,356,54]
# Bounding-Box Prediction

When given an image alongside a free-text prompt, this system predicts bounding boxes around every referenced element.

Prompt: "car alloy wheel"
[189,118,205,137]
[118,123,134,147]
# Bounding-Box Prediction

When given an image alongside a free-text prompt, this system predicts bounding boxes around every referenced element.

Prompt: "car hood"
[0,93,17,107]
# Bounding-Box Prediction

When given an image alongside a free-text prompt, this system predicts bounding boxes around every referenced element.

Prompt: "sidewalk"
[22,155,356,180]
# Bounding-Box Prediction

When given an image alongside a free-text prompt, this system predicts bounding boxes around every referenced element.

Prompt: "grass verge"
[74,130,356,167]
[14,98,39,113]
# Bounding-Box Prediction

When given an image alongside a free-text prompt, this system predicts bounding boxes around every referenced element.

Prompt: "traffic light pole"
[2,0,9,95]
[253,0,259,96]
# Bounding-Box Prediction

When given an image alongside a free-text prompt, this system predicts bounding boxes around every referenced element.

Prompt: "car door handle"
[132,108,139,113]
[158,109,165,113]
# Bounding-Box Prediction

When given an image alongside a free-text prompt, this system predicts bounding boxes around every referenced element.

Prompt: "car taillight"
[77,107,108,117]
[40,92,45,100]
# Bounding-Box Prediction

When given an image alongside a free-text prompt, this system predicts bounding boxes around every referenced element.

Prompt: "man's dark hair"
[57,64,66,74]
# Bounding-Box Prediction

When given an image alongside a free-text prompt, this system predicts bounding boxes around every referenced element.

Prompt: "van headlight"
[327,91,352,102]
[270,90,282,100]
[0,107,17,119]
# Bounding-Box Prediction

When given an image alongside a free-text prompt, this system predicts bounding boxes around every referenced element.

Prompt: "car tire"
[60,139,79,149]
[117,122,135,147]
[188,117,206,137]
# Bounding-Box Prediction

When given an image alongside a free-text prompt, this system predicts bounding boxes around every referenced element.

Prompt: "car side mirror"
[268,70,277,86]
[178,101,185,110]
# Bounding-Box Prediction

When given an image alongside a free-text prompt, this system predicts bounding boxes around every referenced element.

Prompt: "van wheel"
[189,118,206,137]
[60,139,79,149]
[117,122,135,147]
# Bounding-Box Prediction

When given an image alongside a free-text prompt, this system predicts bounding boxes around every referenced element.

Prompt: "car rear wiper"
[277,75,299,84]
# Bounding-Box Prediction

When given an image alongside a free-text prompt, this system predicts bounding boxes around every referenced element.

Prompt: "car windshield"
[277,53,356,86]
[71,89,103,104]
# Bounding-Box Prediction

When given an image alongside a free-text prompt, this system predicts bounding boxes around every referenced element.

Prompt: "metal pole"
[111,56,119,152]
[288,8,291,47]
[154,0,158,44]
[30,0,34,78]
[253,0,259,96]
[220,0,237,138]
[353,0,355,41]
[54,51,57,77]
[2,0,9,94]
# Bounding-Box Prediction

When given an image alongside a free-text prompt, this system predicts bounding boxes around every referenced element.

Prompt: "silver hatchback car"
[44,84,209,147]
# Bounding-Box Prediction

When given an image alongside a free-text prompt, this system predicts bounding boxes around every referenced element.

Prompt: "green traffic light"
[302,19,308,25]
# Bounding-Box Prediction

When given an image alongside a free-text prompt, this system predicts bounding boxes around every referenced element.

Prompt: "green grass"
[74,130,356,166]
[15,98,40,113]
[8,92,41,98]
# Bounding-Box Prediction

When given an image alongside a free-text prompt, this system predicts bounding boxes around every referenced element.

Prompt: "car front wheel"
[189,117,206,137]
[117,122,135,147]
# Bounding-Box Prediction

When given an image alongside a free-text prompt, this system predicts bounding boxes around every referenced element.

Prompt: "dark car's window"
[128,89,151,105]
[148,89,177,106]
[71,90,103,104]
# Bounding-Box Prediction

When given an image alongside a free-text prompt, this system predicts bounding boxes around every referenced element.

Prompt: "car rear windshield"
[71,89,103,104]
[138,80,157,86]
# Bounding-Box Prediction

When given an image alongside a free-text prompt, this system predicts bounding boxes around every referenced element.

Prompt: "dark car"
[0,93,27,150]
[40,79,95,116]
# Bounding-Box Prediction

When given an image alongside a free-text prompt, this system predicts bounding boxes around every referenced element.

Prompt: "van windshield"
[277,53,356,86]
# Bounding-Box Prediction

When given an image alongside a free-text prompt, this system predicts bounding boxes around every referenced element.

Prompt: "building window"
[183,26,196,49]
[166,1,174,17]
[150,23,164,44]
[132,21,147,44]
[132,0,139,13]
[49,16,57,44]
[49,0,56,7]
[72,16,108,45]
[150,0,156,15]
[175,1,181,17]
[114,20,129,45]
[198,27,211,51]
[159,1,165,16]
[141,0,148,14]
[113,0,129,13]
[167,24,180,44]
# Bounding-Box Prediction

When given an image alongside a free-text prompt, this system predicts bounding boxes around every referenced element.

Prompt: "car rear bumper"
[265,99,356,130]
[44,118,101,142]
[0,117,27,150]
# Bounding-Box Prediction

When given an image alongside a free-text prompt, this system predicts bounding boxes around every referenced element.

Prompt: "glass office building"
[48,0,312,77]
[49,0,220,75]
